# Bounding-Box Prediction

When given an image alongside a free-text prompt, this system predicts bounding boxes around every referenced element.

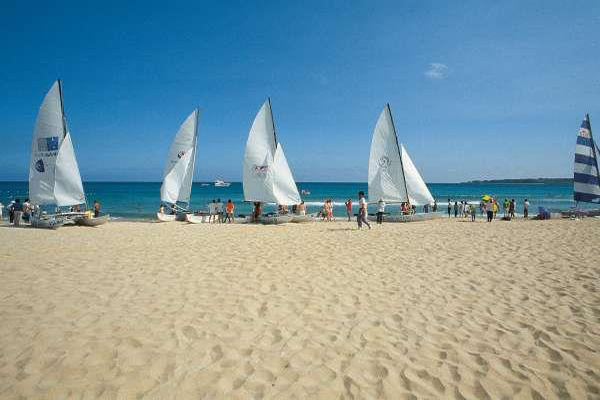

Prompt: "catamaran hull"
[290,214,315,223]
[560,209,600,218]
[156,213,177,222]
[258,214,293,224]
[368,212,444,223]
[75,214,110,226]
[186,214,210,224]
[31,216,64,229]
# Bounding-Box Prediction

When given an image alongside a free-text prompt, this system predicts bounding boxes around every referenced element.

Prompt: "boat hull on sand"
[75,214,110,226]
[31,215,65,229]
[368,212,444,223]
[560,209,600,218]
[258,214,293,224]
[156,213,177,222]
[186,213,210,224]
[290,214,315,223]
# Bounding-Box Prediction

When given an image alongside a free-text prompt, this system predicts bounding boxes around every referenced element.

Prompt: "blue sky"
[1,0,599,182]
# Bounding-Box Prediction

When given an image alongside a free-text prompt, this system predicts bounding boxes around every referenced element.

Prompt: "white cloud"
[425,63,448,79]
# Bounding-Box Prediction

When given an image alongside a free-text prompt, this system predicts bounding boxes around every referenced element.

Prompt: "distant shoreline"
[0,179,575,184]
[461,178,573,184]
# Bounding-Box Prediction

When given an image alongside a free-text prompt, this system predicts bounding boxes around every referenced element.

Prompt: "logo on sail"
[579,127,591,139]
[378,156,391,169]
[177,150,186,159]
[37,136,59,152]
[35,159,45,173]
[253,165,269,175]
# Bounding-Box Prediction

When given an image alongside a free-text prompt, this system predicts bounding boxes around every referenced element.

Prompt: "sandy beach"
[1,218,599,399]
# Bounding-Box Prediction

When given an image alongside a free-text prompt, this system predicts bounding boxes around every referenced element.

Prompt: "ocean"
[0,181,594,221]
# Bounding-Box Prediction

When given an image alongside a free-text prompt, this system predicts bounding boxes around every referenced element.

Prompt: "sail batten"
[574,114,600,203]
[160,109,199,205]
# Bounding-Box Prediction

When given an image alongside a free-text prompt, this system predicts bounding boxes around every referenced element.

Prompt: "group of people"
[0,198,32,226]
[203,199,235,223]
[159,198,235,222]
[320,199,335,221]
[1,198,102,227]
[445,197,531,222]
[448,200,476,220]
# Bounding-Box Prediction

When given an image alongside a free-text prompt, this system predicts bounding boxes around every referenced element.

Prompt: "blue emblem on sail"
[35,159,45,173]
[573,114,600,203]
[37,136,59,152]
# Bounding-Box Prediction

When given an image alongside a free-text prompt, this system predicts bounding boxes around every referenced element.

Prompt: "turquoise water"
[0,181,593,221]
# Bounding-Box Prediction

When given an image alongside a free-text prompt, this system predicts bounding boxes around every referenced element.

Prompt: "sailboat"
[562,114,600,217]
[28,80,107,228]
[157,108,199,222]
[242,98,304,224]
[367,104,440,222]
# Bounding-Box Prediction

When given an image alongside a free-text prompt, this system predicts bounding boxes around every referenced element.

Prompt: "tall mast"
[387,104,410,206]
[268,97,278,150]
[57,79,68,139]
[187,107,200,209]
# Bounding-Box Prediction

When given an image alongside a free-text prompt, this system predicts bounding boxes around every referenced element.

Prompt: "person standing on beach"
[376,198,385,224]
[8,200,15,223]
[470,204,476,221]
[447,199,451,218]
[0,202,3,220]
[345,198,353,221]
[225,199,234,223]
[433,200,437,212]
[509,199,515,219]
[93,200,101,218]
[357,191,371,230]
[208,200,216,223]
[13,199,23,227]
[22,199,31,223]
[523,198,530,219]
[253,202,262,222]
[486,198,494,222]
[458,201,464,218]
[297,201,306,215]
[453,201,458,218]
[216,198,223,223]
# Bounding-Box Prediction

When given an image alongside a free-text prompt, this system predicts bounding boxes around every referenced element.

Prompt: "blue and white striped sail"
[574,114,600,203]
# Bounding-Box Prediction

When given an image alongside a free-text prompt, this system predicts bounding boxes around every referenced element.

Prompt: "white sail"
[54,132,85,206]
[243,100,278,203]
[29,81,65,206]
[160,109,199,205]
[401,144,434,205]
[272,143,301,205]
[368,104,407,203]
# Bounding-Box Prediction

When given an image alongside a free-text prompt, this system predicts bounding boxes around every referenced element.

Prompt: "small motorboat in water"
[214,180,231,187]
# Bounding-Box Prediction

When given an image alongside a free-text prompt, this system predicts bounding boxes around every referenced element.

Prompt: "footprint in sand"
[210,345,223,363]
[182,325,198,340]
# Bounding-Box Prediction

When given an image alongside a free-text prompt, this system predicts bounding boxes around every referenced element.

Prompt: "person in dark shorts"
[486,199,494,222]
[93,200,101,217]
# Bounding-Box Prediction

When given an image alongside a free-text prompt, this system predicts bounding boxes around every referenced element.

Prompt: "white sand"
[1,218,599,399]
